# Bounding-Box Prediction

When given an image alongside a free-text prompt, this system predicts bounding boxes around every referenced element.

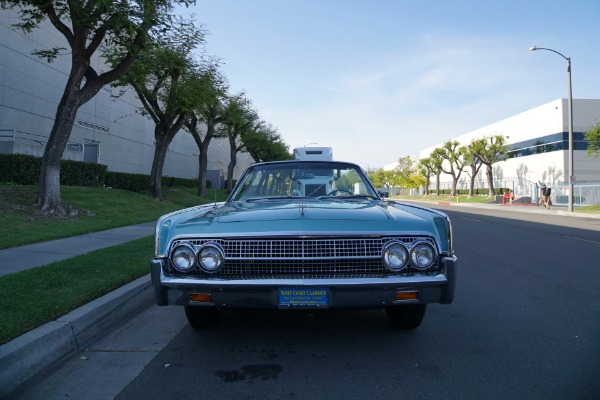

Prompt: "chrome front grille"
[215,238,386,260]
[167,236,440,278]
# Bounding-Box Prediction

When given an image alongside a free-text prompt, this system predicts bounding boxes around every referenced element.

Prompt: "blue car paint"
[155,199,451,257]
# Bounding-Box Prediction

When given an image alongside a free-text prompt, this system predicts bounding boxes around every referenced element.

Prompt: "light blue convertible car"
[151,150,456,329]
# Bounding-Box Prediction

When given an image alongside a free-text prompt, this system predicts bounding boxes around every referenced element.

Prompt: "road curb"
[0,274,153,397]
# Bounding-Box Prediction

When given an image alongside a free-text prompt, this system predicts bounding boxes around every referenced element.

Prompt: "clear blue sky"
[178,0,600,169]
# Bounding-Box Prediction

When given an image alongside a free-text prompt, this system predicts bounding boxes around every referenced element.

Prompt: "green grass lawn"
[575,204,600,213]
[0,183,228,344]
[0,237,153,344]
[0,184,228,249]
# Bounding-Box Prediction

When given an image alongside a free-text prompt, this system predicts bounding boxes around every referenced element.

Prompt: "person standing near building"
[539,184,551,209]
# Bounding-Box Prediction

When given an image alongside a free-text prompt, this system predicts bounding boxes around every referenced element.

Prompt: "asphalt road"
[13,206,600,400]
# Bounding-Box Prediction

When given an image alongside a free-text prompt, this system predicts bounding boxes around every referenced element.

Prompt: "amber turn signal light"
[395,291,419,301]
[189,293,213,303]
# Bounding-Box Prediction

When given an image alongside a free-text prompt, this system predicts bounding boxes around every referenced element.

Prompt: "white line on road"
[564,236,600,244]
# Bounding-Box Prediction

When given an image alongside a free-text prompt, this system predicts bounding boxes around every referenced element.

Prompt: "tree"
[470,135,508,197]
[245,131,291,196]
[407,174,427,191]
[184,62,229,198]
[368,158,424,196]
[394,156,414,186]
[464,142,484,197]
[429,149,445,195]
[392,156,422,194]
[241,121,290,162]
[437,140,466,196]
[262,138,292,161]
[368,169,393,189]
[1,0,194,214]
[418,157,436,195]
[113,22,205,200]
[584,123,600,158]
[221,92,256,194]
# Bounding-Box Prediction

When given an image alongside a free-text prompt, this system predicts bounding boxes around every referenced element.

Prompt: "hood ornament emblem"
[299,203,306,215]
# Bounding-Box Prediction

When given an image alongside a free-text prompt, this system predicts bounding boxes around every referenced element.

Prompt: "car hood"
[155,200,450,256]
[216,201,386,222]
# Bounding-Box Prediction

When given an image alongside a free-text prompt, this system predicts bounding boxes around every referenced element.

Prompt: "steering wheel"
[327,189,353,196]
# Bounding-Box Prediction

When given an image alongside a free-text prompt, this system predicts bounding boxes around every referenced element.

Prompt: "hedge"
[0,154,40,184]
[0,154,204,192]
[105,171,149,192]
[105,172,206,192]
[427,188,510,196]
[0,154,106,186]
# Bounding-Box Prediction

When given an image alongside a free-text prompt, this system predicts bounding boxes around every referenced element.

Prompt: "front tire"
[385,304,427,329]
[185,306,219,329]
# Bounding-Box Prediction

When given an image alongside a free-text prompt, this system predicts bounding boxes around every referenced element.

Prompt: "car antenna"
[214,188,217,207]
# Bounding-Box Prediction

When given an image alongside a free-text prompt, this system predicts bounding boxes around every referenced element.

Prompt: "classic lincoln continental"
[151,148,456,329]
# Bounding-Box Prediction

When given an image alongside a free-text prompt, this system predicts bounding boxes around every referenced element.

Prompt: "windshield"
[229,162,379,202]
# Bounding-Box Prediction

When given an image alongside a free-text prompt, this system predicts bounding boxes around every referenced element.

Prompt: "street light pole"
[529,46,574,212]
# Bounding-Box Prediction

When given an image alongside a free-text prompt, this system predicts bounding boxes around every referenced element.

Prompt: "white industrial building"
[0,9,253,188]
[419,98,600,205]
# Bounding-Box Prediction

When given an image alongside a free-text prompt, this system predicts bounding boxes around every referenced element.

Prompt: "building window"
[506,132,587,159]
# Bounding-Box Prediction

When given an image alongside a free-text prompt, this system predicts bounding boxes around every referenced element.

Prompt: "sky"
[177,0,600,170]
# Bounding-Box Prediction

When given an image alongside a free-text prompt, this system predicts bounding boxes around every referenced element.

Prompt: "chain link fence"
[547,184,600,207]
[425,180,600,207]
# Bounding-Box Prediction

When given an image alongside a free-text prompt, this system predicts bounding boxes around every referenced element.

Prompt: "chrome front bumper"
[151,255,456,308]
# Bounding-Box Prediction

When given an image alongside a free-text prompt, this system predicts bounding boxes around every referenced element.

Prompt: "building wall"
[0,9,253,185]
[420,98,600,187]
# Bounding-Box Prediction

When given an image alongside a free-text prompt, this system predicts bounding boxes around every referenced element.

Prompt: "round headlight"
[170,242,196,272]
[199,243,224,273]
[382,242,409,271]
[410,242,436,269]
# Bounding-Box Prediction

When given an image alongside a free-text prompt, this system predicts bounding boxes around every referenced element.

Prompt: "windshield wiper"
[318,195,378,201]
[245,196,309,202]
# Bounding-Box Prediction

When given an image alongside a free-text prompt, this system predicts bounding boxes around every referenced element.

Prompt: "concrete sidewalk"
[0,222,156,277]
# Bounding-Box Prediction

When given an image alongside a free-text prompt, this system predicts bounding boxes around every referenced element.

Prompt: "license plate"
[278,287,328,308]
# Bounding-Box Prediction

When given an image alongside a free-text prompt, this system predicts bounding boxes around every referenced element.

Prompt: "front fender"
[439,255,457,304]
[151,259,168,306]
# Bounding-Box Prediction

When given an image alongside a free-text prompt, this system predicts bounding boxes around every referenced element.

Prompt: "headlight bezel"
[169,241,197,272]
[410,241,437,269]
[382,241,410,271]
[198,242,225,273]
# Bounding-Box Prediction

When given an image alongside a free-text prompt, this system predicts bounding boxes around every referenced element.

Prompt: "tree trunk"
[188,111,218,198]
[468,164,482,197]
[37,152,64,215]
[197,146,209,198]
[486,165,495,197]
[150,138,168,200]
[37,70,86,215]
[450,177,457,197]
[424,176,430,195]
[227,136,237,194]
[469,173,476,197]
[435,173,441,196]
[149,126,176,201]
[195,127,213,198]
